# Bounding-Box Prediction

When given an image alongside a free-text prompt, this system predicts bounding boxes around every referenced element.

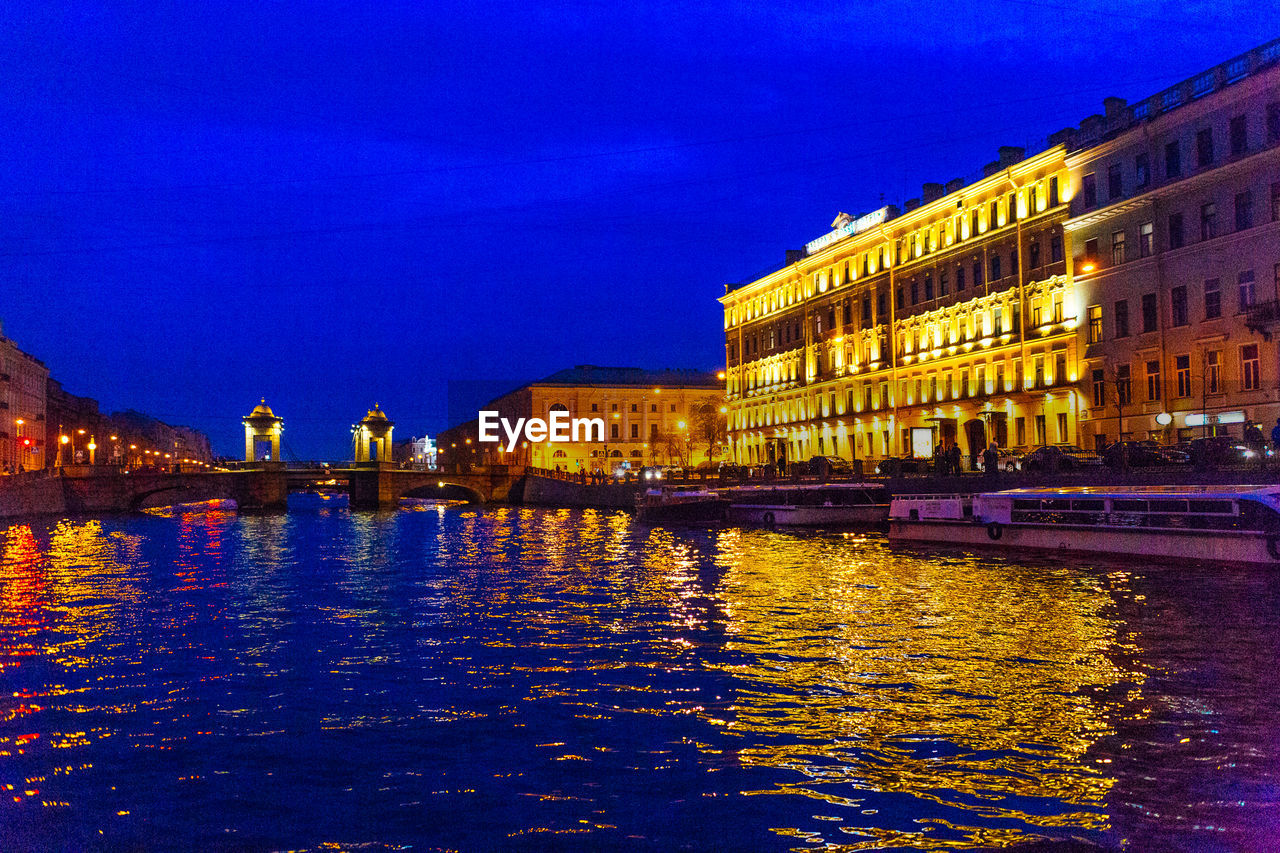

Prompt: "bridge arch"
[400,482,485,503]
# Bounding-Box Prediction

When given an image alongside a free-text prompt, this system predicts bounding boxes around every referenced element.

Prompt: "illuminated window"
[1242,344,1261,391]
[1176,355,1192,397]
[1146,360,1161,401]
[1087,305,1102,343]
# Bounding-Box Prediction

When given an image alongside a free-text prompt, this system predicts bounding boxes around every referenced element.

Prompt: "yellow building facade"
[440,366,726,473]
[721,145,1080,470]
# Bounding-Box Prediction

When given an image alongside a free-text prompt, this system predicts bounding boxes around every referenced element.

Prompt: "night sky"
[1,2,1272,459]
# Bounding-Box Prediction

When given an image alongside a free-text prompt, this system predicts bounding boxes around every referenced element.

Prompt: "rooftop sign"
[804,206,889,256]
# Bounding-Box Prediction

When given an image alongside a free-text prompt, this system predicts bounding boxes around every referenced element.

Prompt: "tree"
[692,403,727,466]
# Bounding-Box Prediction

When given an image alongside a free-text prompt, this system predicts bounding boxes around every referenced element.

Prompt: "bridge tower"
[352,405,394,463]
[243,399,284,462]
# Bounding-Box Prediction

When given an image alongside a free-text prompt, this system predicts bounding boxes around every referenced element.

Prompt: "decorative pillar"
[243,399,283,462]
[353,405,394,463]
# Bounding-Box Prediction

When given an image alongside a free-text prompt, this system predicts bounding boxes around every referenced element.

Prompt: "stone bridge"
[1,463,523,517]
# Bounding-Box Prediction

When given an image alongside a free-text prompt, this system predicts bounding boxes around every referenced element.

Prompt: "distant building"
[439,365,726,473]
[0,325,49,471]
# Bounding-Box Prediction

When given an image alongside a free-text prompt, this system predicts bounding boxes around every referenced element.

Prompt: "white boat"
[721,482,890,527]
[888,486,1280,566]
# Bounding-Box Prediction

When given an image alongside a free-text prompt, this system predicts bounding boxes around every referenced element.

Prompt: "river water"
[2,498,1278,851]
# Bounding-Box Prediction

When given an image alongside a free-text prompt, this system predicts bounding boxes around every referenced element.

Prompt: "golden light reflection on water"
[702,529,1128,847]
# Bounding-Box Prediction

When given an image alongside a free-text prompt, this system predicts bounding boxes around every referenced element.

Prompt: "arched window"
[552,449,567,458]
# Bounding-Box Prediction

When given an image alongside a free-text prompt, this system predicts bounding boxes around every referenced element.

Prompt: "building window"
[1035,414,1047,446]
[611,423,620,439]
[1269,103,1280,143]
[1016,417,1026,446]
[990,254,1001,280]
[1146,360,1161,401]
[1206,350,1221,394]
[1082,173,1097,208]
[956,266,966,291]
[1057,412,1068,443]
[630,424,639,438]
[1111,230,1126,265]
[1204,277,1221,319]
[1008,193,1017,223]
[924,276,934,301]
[611,403,618,411]
[1242,344,1261,391]
[1087,305,1102,343]
[1169,212,1185,249]
[1171,285,1188,326]
[1230,115,1247,156]
[1176,354,1192,397]
[1239,269,1256,310]
[650,423,659,438]
[1034,354,1045,388]
[1029,240,1040,268]
[1135,152,1150,188]
[910,281,919,305]
[1092,368,1106,407]
[973,261,984,289]
[1107,163,1122,200]
[1196,128,1214,167]
[1031,300,1042,328]
[1115,299,1129,338]
[1165,140,1181,178]
[1235,191,1254,231]
[591,403,599,412]
[1200,202,1216,240]
[1084,237,1099,266]
[895,288,904,310]
[1117,364,1132,406]
[993,305,1003,335]
[1050,234,1063,263]
[630,403,638,412]
[1142,292,1158,333]
[650,403,658,412]
[1010,249,1018,277]
[1052,292,1063,324]
[1049,176,1059,207]
[876,290,886,319]
[1139,221,1154,257]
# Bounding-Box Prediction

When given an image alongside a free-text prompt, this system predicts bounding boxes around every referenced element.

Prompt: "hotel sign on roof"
[803,206,889,256]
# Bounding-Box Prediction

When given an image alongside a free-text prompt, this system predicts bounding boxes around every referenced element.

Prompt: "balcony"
[1245,300,1280,339]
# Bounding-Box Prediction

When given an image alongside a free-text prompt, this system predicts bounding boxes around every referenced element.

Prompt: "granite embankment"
[0,476,71,519]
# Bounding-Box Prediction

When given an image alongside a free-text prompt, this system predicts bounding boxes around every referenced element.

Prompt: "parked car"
[807,455,854,478]
[1174,436,1252,467]
[1019,444,1103,472]
[1103,440,1189,468]
[977,448,1022,472]
[875,456,926,476]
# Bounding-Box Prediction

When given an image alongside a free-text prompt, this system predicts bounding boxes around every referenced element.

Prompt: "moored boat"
[721,482,890,527]
[635,486,729,525]
[889,486,1280,566]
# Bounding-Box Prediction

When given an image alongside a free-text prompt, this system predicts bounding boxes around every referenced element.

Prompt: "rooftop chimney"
[1103,96,1128,118]
[997,146,1025,167]
[921,182,944,203]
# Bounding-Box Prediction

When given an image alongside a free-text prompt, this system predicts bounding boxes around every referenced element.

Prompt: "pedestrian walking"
[983,442,999,484]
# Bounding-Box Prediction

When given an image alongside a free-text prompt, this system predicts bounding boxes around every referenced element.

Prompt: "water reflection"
[1,506,1277,850]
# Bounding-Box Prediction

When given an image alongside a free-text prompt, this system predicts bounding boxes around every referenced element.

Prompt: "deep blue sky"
[1,2,1272,459]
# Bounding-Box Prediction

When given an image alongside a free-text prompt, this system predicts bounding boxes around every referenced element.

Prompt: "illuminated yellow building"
[722,145,1077,469]
[439,365,726,473]
[1,327,50,471]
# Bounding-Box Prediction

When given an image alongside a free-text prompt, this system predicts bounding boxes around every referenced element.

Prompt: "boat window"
[1071,499,1106,511]
[1042,499,1073,511]
[1148,499,1188,513]
[1112,499,1147,512]
[1187,499,1234,514]
[1012,499,1041,510]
